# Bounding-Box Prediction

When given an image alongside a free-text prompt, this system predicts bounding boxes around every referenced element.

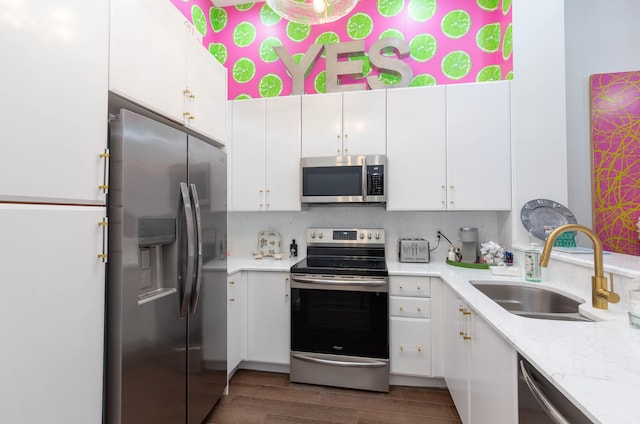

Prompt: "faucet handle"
[607,273,621,303]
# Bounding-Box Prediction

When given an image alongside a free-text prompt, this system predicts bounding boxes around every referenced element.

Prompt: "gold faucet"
[540,224,620,309]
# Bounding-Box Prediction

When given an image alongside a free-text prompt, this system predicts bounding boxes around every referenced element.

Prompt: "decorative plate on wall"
[520,199,577,241]
[257,230,283,257]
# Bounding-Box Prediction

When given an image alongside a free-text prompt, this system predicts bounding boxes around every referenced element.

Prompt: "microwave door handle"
[362,156,368,201]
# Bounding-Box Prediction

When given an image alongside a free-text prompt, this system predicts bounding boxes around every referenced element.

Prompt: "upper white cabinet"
[442,284,517,424]
[0,0,109,204]
[110,0,227,144]
[301,90,386,157]
[230,97,301,211]
[0,204,106,423]
[185,35,228,143]
[387,82,511,211]
[386,86,447,210]
[246,272,291,365]
[446,81,511,210]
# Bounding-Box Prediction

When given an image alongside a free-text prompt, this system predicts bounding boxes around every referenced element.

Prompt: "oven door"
[290,274,389,359]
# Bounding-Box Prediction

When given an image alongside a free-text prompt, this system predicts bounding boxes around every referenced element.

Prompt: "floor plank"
[205,370,462,424]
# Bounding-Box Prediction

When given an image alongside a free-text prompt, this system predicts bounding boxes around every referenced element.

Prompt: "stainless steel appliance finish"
[300,155,386,204]
[398,238,430,263]
[290,228,389,392]
[107,109,227,424]
[518,355,593,423]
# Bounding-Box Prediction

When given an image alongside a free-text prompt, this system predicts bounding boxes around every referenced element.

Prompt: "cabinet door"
[342,90,387,156]
[389,317,432,377]
[301,92,343,157]
[469,312,518,424]
[0,0,108,204]
[230,99,266,211]
[386,86,447,210]
[227,273,246,378]
[446,81,511,210]
[265,96,301,211]
[0,204,105,423]
[186,35,228,144]
[442,286,470,424]
[246,272,290,365]
[110,0,185,123]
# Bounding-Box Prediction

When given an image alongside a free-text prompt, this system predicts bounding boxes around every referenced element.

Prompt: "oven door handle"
[292,353,388,368]
[291,275,387,287]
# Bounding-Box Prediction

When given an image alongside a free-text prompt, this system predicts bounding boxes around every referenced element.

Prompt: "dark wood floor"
[205,370,462,424]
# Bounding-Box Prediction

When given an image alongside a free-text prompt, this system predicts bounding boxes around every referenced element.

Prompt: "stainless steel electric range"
[289,228,389,392]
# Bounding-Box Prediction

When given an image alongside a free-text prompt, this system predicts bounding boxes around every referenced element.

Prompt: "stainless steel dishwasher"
[518,354,593,423]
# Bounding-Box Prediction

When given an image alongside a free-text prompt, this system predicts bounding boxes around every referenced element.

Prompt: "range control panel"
[306,228,386,245]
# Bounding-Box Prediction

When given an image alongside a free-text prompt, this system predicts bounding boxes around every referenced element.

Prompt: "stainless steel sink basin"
[470,281,594,322]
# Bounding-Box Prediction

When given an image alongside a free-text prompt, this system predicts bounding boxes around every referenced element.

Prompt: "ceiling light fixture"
[266,0,359,25]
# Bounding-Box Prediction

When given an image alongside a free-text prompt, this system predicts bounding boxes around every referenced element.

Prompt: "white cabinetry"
[0,205,105,423]
[389,276,433,377]
[386,82,511,211]
[0,0,109,204]
[446,81,511,210]
[110,0,227,143]
[230,97,301,211]
[246,272,291,365]
[227,272,247,378]
[301,90,386,157]
[386,86,447,210]
[443,284,517,424]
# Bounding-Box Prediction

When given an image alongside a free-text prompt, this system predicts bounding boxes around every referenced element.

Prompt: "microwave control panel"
[367,165,384,196]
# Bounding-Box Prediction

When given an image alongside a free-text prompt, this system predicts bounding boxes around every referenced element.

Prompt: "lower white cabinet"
[389,275,433,377]
[442,284,518,424]
[227,272,247,378]
[246,271,291,365]
[0,204,106,423]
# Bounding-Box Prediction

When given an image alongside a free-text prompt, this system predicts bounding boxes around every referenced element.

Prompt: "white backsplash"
[228,207,505,262]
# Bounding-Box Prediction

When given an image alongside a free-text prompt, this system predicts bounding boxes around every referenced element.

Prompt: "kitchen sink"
[470,281,594,322]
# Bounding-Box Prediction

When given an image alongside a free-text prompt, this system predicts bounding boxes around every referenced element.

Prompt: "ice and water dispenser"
[137,217,176,303]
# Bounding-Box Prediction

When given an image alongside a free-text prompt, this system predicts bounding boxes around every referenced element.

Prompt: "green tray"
[446,259,490,269]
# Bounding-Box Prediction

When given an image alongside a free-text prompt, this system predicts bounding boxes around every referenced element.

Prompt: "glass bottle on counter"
[524,243,542,282]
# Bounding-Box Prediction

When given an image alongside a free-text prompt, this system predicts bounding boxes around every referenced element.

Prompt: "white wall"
[564,0,640,231]
[229,209,502,262]
[511,0,568,245]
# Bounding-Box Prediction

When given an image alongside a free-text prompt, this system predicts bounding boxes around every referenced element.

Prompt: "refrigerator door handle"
[189,183,203,314]
[180,182,195,319]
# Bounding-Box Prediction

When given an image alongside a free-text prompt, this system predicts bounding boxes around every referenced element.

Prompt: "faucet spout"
[540,224,620,309]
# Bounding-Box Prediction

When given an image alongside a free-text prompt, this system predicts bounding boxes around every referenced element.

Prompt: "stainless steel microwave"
[300,155,386,204]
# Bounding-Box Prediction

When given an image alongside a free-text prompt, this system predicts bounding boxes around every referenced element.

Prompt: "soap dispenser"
[524,243,542,282]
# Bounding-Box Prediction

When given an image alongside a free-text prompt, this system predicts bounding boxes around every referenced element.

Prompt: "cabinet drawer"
[389,297,430,318]
[390,317,432,377]
[390,276,431,297]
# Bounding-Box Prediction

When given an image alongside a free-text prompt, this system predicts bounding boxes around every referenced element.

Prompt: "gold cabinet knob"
[417,346,422,352]
[399,345,404,351]
[399,285,403,289]
[417,307,421,312]
[399,306,404,311]
[416,285,421,290]
[229,298,235,302]
[229,281,235,285]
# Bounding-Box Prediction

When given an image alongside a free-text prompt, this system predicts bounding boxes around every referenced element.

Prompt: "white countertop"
[226,254,640,423]
[388,259,640,424]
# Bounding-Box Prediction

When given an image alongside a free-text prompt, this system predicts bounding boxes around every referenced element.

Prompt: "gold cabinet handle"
[98,217,108,263]
[183,89,191,95]
[229,298,235,302]
[189,94,195,100]
[463,335,471,341]
[99,148,110,194]
[229,281,235,285]
[189,114,195,120]
[462,310,471,316]
[183,112,191,117]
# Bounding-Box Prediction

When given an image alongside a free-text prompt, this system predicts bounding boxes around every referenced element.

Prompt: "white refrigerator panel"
[0,0,109,204]
[0,204,105,423]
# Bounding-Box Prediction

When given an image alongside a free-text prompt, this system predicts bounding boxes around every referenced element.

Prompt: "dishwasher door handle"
[520,360,570,424]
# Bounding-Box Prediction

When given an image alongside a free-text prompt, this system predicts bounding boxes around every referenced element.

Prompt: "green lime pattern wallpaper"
[170,0,513,99]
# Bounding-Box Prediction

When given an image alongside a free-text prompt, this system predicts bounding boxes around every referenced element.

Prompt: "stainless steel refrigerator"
[106,108,227,424]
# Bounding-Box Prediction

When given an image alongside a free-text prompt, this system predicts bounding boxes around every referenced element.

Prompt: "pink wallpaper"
[591,71,640,256]
[170,0,513,99]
